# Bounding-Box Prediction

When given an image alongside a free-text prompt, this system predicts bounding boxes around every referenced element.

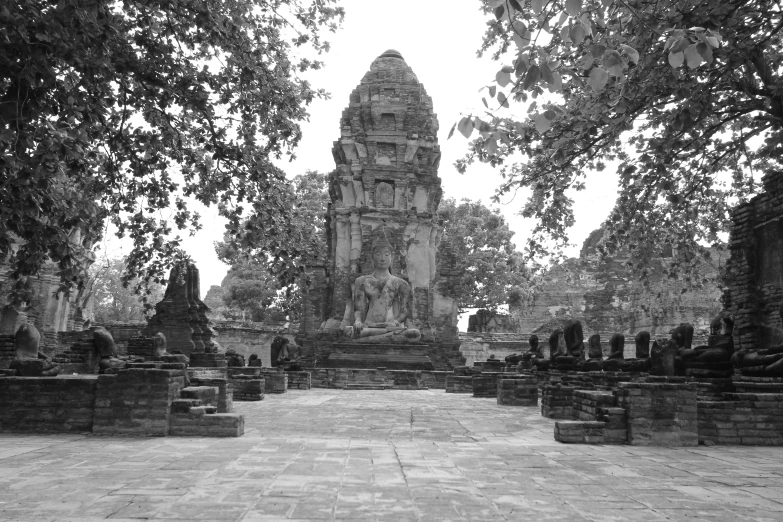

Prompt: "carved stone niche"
[375,181,395,208]
[379,113,396,131]
[375,143,397,166]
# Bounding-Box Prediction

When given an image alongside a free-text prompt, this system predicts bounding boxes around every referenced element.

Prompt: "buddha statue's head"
[371,231,393,273]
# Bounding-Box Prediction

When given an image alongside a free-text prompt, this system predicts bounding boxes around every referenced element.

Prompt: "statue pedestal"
[320,343,435,371]
[189,353,226,368]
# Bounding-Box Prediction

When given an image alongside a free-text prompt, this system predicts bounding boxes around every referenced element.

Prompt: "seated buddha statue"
[682,312,735,377]
[602,333,625,371]
[583,333,603,371]
[343,234,421,343]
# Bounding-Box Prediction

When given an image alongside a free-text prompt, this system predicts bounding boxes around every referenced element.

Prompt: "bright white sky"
[99,0,620,298]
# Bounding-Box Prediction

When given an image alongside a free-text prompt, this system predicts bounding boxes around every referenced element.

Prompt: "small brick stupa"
[296,50,463,370]
[146,260,223,366]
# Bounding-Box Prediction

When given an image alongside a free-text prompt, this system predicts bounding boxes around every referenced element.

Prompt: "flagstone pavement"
[2,388,783,521]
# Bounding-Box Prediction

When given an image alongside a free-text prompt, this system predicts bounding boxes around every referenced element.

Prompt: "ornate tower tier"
[297,50,463,370]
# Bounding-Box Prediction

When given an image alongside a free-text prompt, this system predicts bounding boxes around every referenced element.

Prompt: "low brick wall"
[0,334,15,369]
[0,375,98,432]
[445,375,473,393]
[190,378,233,412]
[497,376,538,406]
[93,367,186,436]
[572,390,616,421]
[232,377,265,401]
[420,371,449,389]
[541,384,576,419]
[615,382,698,446]
[261,371,287,393]
[286,371,311,390]
[472,373,502,398]
[698,393,783,445]
[555,421,606,444]
[309,368,426,389]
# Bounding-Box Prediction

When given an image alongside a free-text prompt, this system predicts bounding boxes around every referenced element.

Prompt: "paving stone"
[1,389,783,521]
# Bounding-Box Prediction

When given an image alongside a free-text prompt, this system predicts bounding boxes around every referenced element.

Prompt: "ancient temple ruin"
[297,50,462,370]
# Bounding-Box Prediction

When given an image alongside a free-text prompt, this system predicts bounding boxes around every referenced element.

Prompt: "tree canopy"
[89,255,165,323]
[439,198,530,312]
[455,0,781,281]
[214,170,329,320]
[0,0,343,307]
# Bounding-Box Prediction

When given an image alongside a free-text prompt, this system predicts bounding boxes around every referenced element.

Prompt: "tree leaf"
[685,44,703,68]
[489,85,497,97]
[671,37,690,53]
[482,97,488,108]
[548,71,563,92]
[540,63,554,85]
[523,65,541,89]
[565,0,582,17]
[458,117,475,138]
[447,122,456,139]
[515,56,528,77]
[494,4,505,19]
[588,67,609,91]
[486,137,498,155]
[496,69,512,87]
[531,0,544,14]
[508,0,523,11]
[696,42,713,64]
[544,109,556,120]
[534,113,551,133]
[620,44,639,64]
[570,24,585,46]
[497,92,510,108]
[668,51,684,68]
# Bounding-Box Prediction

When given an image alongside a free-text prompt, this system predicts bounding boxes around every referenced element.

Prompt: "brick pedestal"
[615,382,698,446]
[497,376,538,406]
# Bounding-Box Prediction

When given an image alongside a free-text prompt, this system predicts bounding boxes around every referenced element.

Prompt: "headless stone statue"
[620,331,651,372]
[681,312,735,377]
[583,334,603,371]
[94,327,126,373]
[9,323,60,377]
[248,353,261,367]
[225,348,245,367]
[602,333,625,372]
[344,233,421,343]
[670,322,694,376]
[732,300,783,375]
[651,338,677,376]
[558,320,585,371]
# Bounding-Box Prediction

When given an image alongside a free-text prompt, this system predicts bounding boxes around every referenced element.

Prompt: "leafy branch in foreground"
[453,0,781,283]
[0,0,343,307]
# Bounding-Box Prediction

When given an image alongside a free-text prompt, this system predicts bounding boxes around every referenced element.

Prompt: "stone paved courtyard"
[2,389,783,521]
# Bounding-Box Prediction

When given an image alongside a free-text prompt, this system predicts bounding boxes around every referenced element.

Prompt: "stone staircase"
[170,385,244,437]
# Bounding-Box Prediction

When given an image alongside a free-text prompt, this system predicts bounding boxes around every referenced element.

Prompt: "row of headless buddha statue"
[506,311,750,377]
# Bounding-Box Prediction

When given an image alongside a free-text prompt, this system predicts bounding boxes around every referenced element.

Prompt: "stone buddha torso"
[346,242,421,343]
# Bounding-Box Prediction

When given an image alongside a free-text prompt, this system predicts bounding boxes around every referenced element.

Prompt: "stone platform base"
[320,343,435,371]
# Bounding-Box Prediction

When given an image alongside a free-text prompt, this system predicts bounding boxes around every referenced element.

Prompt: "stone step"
[323,353,434,371]
[171,398,201,414]
[344,383,392,390]
[180,386,219,407]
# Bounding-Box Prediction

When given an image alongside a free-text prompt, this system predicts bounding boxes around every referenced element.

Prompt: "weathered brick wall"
[698,393,783,445]
[231,377,264,401]
[724,171,783,351]
[189,378,232,413]
[497,376,538,406]
[472,373,501,398]
[286,371,311,390]
[0,376,97,432]
[93,367,186,436]
[445,375,473,393]
[0,334,14,369]
[420,370,450,389]
[615,382,698,446]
